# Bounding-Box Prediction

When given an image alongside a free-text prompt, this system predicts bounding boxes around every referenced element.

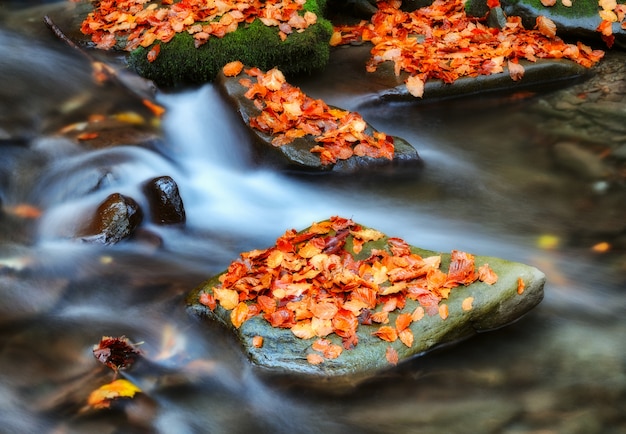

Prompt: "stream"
[0,2,625,433]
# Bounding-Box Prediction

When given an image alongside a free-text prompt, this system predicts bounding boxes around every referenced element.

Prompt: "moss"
[128,0,332,88]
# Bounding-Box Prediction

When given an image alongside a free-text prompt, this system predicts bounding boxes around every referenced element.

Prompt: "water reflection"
[0,4,625,433]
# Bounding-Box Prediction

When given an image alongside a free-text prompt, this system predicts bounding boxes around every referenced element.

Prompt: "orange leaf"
[405,75,425,98]
[398,328,414,348]
[323,343,343,359]
[142,99,166,117]
[312,338,331,352]
[386,346,399,365]
[223,60,244,77]
[230,302,249,328]
[252,335,264,348]
[5,203,42,219]
[478,263,498,285]
[507,60,525,81]
[291,320,316,339]
[411,306,425,321]
[395,313,413,332]
[536,16,557,38]
[147,44,160,63]
[462,296,474,311]
[372,325,398,342]
[77,132,99,141]
[307,353,324,365]
[438,304,449,320]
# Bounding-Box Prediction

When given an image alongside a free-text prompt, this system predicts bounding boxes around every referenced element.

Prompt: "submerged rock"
[187,218,545,380]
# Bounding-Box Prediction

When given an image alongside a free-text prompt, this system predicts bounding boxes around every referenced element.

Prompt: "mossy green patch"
[128,0,332,87]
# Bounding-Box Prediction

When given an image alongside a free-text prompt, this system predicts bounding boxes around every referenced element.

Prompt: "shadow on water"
[0,5,625,433]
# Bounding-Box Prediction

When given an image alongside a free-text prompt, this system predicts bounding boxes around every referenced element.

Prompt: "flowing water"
[0,3,625,433]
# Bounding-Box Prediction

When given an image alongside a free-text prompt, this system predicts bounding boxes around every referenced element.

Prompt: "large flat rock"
[187,217,544,380]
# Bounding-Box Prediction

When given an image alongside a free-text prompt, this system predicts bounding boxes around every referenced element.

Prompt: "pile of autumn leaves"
[331,0,605,97]
[223,61,395,165]
[198,216,499,365]
[81,0,317,60]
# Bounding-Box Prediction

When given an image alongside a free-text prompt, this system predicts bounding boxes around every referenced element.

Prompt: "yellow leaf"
[87,379,141,409]
[213,286,239,310]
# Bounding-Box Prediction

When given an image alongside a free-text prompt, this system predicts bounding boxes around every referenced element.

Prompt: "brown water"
[0,3,625,433]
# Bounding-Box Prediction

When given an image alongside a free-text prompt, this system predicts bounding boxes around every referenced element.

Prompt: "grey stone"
[79,193,143,244]
[187,220,545,380]
[216,70,423,173]
[552,141,611,180]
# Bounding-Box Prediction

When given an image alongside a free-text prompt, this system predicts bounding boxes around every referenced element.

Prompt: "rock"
[142,176,186,226]
[495,0,626,49]
[368,56,592,104]
[79,193,143,245]
[187,218,545,380]
[553,141,612,180]
[119,0,332,87]
[216,67,422,173]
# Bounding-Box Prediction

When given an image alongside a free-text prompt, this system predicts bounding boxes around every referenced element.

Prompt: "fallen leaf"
[87,379,141,409]
[507,59,525,81]
[405,75,425,98]
[536,16,557,38]
[93,336,141,371]
[223,60,244,77]
[386,346,399,365]
[462,296,474,311]
[252,335,264,348]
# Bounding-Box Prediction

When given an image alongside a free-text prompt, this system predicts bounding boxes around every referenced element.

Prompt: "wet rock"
[369,57,591,103]
[142,176,186,226]
[497,0,626,50]
[327,0,379,18]
[187,219,545,380]
[79,193,143,245]
[216,68,422,173]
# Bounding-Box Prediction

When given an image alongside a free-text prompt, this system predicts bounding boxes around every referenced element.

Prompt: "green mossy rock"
[466,0,626,49]
[127,0,333,87]
[216,68,422,173]
[187,220,545,380]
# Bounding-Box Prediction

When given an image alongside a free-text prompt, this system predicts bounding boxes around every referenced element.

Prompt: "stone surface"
[216,69,422,173]
[187,220,545,380]
[499,0,626,50]
[79,193,143,245]
[142,176,186,226]
[362,51,592,104]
